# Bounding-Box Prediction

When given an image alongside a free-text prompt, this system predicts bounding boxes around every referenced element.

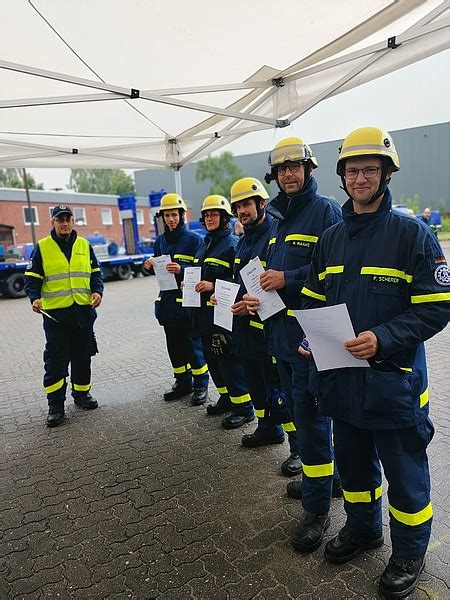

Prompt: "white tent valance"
[0,0,448,169]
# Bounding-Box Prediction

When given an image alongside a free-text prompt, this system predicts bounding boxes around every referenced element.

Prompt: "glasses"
[277,161,302,176]
[344,167,381,180]
[54,216,72,223]
[203,211,221,219]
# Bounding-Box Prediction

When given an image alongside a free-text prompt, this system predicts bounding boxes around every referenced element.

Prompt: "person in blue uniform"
[243,137,343,551]
[228,177,285,448]
[144,193,209,405]
[24,205,103,427]
[193,195,254,429]
[299,127,450,599]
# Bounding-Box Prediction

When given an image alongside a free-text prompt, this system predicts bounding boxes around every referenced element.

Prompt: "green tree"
[69,169,135,195]
[0,168,43,189]
[195,152,243,198]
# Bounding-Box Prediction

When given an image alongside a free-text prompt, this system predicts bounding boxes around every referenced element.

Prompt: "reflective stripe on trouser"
[333,419,433,559]
[242,357,283,436]
[278,358,334,514]
[43,318,93,406]
[164,326,209,388]
[201,334,253,417]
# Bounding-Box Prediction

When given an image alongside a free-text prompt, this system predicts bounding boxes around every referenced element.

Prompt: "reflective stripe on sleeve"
[411,293,450,303]
[318,265,344,280]
[25,271,44,279]
[234,258,241,264]
[269,237,276,245]
[302,286,326,301]
[217,386,228,395]
[174,254,194,261]
[249,320,264,330]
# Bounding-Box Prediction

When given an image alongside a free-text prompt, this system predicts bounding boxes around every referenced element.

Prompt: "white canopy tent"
[0,0,449,194]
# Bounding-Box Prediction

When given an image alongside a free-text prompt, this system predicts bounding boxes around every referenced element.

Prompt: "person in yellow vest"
[24,205,104,427]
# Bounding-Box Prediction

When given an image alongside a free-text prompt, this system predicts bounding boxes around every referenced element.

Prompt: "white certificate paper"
[240,257,285,321]
[214,279,241,332]
[294,304,369,371]
[152,255,178,291]
[182,267,202,307]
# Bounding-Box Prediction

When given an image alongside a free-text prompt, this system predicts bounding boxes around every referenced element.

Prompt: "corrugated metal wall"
[135,122,450,218]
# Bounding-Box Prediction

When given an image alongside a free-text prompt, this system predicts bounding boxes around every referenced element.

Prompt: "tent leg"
[174,168,182,196]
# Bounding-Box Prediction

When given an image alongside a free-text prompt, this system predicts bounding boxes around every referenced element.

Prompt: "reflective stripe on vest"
[39,236,92,310]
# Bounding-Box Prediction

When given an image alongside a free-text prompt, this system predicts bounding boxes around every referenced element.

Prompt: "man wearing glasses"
[299,127,450,598]
[25,205,103,427]
[243,137,342,552]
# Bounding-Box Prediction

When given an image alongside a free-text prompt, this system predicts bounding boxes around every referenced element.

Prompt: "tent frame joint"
[72,148,78,154]
[272,76,285,88]
[276,118,290,128]
[387,36,401,49]
[130,88,140,98]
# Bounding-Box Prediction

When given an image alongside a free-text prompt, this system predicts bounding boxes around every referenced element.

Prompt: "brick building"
[0,188,192,247]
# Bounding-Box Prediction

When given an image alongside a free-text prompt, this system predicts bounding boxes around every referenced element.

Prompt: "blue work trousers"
[243,357,283,436]
[164,326,208,389]
[333,418,434,559]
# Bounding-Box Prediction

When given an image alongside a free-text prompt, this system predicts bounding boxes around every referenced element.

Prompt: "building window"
[49,206,55,218]
[23,206,39,225]
[136,209,144,225]
[73,207,87,225]
[102,208,113,225]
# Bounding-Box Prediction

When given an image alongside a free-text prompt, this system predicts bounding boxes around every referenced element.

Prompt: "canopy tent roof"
[0,0,448,170]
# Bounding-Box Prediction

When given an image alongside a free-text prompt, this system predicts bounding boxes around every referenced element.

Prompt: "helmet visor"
[269,143,312,166]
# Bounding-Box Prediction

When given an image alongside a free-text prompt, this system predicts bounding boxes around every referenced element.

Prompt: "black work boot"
[73,393,98,409]
[287,477,343,500]
[191,387,208,406]
[242,427,285,448]
[281,454,302,477]
[292,511,331,552]
[47,401,65,427]
[222,413,255,430]
[324,526,384,564]
[163,381,193,402]
[206,394,232,415]
[379,556,425,599]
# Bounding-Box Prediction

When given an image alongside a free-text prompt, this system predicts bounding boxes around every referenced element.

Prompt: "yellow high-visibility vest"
[39,236,92,310]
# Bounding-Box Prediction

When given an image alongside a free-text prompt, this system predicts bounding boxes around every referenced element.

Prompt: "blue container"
[149,189,166,208]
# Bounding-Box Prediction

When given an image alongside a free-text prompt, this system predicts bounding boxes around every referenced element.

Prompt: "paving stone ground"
[0,272,449,600]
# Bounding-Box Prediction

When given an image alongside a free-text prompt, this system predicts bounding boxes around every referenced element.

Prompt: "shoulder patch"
[434,264,450,286]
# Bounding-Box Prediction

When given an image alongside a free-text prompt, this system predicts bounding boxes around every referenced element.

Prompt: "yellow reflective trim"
[206,301,214,307]
[194,258,200,263]
[186,363,191,370]
[44,378,65,394]
[174,254,194,261]
[25,271,44,280]
[285,234,319,244]
[173,365,187,374]
[318,265,344,281]
[302,286,326,302]
[343,485,382,503]
[155,296,161,301]
[176,298,183,303]
[260,261,267,267]
[400,367,413,372]
[411,293,450,304]
[255,409,265,418]
[282,422,296,432]
[217,386,228,395]
[192,364,208,376]
[249,320,264,330]
[272,356,277,364]
[287,309,297,317]
[360,267,413,282]
[420,387,429,408]
[302,461,334,478]
[269,237,276,245]
[230,393,251,404]
[389,502,433,526]
[72,383,91,392]
[204,257,230,268]
[91,267,101,273]
[234,258,241,264]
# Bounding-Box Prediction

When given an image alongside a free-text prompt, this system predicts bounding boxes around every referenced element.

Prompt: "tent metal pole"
[22,168,36,246]
[174,169,182,197]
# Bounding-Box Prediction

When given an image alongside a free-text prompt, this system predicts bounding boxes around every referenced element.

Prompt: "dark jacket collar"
[343,189,392,236]
[51,228,77,248]
[164,221,186,243]
[266,177,318,222]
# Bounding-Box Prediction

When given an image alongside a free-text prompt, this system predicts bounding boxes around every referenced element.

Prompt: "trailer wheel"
[6,273,27,298]
[115,264,132,280]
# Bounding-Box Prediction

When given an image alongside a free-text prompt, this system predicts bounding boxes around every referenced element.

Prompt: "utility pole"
[22,168,36,246]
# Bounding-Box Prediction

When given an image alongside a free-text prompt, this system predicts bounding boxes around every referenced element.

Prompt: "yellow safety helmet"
[337,127,400,175]
[230,177,269,206]
[268,137,318,169]
[159,193,187,212]
[201,194,233,216]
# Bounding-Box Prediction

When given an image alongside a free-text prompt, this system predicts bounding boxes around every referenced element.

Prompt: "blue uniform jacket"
[152,223,203,327]
[302,190,450,429]
[192,227,237,336]
[265,176,342,362]
[232,215,273,358]
[24,229,103,328]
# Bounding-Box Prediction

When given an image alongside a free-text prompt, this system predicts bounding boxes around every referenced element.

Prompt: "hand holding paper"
[214,279,240,331]
[240,257,285,321]
[152,255,178,291]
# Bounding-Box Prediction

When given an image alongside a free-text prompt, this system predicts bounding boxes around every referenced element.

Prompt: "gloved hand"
[211,333,231,356]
